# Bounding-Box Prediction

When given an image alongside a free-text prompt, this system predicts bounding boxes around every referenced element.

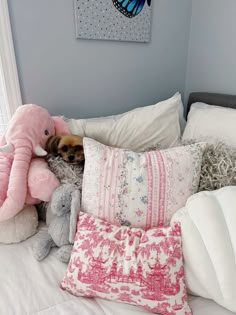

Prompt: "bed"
[1,223,234,315]
[0,92,235,315]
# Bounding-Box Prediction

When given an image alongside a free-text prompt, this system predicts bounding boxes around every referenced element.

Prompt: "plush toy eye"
[61,145,68,152]
[44,129,49,136]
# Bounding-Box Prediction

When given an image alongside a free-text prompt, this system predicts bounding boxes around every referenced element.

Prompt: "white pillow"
[67,93,184,152]
[171,186,236,313]
[183,102,236,147]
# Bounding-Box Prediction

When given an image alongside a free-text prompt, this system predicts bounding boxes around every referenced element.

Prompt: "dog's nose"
[68,155,74,161]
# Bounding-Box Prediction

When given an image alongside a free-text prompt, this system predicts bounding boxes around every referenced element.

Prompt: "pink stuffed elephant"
[0,104,70,222]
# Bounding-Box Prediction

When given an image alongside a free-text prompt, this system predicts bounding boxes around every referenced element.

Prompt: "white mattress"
[0,224,234,315]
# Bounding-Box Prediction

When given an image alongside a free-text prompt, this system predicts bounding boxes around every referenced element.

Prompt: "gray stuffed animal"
[32,183,80,263]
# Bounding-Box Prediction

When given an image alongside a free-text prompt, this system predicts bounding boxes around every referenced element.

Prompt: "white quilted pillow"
[172,186,236,313]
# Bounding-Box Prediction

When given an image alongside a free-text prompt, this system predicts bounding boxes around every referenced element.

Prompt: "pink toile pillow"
[61,212,192,315]
[81,138,206,229]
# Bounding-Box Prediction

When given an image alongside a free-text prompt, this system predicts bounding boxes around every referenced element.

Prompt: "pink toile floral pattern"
[61,213,192,315]
[81,138,205,229]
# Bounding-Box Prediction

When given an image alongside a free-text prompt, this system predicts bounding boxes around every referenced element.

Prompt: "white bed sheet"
[0,224,234,315]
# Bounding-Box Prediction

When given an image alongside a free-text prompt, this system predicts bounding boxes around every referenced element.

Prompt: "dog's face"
[45,135,84,164]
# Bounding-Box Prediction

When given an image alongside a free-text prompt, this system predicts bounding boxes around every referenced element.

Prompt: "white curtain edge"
[0,0,22,117]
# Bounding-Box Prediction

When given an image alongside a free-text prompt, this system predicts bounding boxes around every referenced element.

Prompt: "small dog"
[45,135,84,164]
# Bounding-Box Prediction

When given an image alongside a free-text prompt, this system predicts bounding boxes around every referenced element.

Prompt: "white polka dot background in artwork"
[74,0,152,42]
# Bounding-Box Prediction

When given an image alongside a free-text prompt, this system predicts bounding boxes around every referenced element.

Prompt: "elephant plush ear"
[52,116,71,136]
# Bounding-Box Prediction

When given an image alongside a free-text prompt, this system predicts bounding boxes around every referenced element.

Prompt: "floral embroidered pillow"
[61,212,192,315]
[81,138,205,229]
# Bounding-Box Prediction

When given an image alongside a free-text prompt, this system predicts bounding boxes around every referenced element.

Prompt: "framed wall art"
[74,0,152,43]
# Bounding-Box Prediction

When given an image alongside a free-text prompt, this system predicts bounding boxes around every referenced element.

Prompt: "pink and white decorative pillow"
[61,212,192,315]
[81,138,205,229]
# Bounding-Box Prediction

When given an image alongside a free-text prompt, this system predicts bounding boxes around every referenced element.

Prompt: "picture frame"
[74,0,152,43]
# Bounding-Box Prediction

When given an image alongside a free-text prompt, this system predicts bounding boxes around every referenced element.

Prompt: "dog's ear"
[45,136,61,154]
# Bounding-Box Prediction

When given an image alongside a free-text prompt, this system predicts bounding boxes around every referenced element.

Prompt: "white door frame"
[0,0,22,117]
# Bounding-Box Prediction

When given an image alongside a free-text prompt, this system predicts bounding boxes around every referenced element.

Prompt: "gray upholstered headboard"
[186,92,236,118]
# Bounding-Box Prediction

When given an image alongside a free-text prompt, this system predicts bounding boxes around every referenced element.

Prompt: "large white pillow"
[183,102,236,147]
[171,186,236,313]
[67,93,184,152]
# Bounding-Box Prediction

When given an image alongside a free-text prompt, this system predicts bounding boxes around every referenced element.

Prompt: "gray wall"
[185,0,236,102]
[8,0,192,118]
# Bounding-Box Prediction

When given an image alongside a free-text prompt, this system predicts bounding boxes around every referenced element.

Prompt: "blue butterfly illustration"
[112,0,152,18]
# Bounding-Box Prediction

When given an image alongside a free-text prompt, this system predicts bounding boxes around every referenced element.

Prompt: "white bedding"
[0,224,234,315]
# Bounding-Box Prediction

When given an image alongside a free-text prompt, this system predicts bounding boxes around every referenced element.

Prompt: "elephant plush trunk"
[0,145,32,221]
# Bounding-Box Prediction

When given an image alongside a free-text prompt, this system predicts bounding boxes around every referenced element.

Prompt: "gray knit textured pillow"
[198,143,236,192]
[46,154,84,188]
[37,155,84,221]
